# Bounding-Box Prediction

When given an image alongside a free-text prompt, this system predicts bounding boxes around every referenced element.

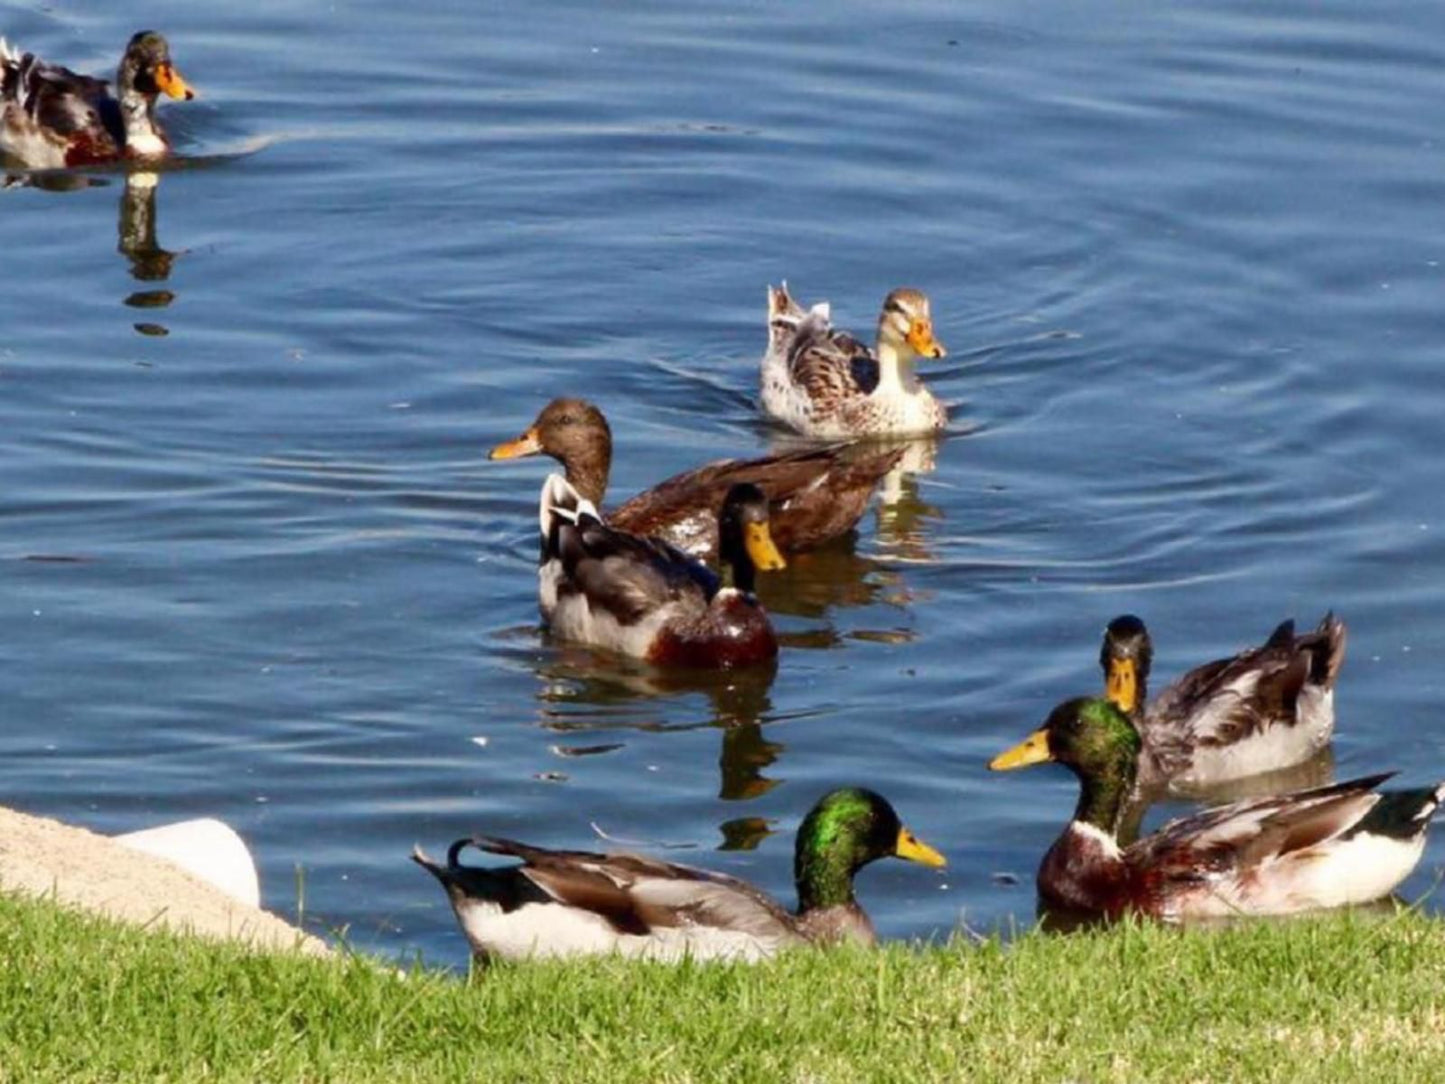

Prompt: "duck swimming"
[760,284,948,438]
[537,475,784,668]
[1,31,194,169]
[412,787,946,962]
[1100,613,1346,789]
[491,398,902,558]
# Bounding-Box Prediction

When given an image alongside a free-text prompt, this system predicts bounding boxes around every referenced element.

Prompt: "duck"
[490,398,903,559]
[412,786,946,962]
[760,284,948,438]
[1100,613,1347,789]
[990,696,1443,921]
[0,31,194,170]
[537,474,785,668]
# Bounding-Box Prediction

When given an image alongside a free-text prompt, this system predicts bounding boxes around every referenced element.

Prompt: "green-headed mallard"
[990,696,1442,921]
[760,284,948,438]
[491,398,902,559]
[412,787,946,961]
[0,32,194,169]
[1100,613,1346,788]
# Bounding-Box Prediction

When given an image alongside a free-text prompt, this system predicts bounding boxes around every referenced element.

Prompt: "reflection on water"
[529,647,786,843]
[118,172,178,328]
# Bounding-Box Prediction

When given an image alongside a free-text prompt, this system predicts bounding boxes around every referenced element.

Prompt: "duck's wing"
[1148,613,1347,749]
[611,444,902,555]
[785,308,878,407]
[545,473,717,624]
[470,836,797,939]
[1,43,116,143]
[1130,772,1395,881]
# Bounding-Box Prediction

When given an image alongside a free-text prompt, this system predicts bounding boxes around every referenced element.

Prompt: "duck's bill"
[1105,657,1139,714]
[895,826,947,868]
[745,522,787,572]
[907,320,946,359]
[490,427,542,460]
[989,727,1052,771]
[155,63,195,101]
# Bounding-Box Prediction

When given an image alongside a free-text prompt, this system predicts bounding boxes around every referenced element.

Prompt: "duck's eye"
[555,414,574,426]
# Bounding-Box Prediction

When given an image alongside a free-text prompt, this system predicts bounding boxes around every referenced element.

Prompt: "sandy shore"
[0,805,327,955]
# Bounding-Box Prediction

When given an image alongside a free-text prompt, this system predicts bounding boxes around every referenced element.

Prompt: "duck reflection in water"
[117,171,179,333]
[530,651,784,851]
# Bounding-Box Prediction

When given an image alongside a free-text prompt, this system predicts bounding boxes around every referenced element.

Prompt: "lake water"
[4,0,1445,966]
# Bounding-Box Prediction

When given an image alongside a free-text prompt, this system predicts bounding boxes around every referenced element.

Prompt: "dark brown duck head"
[115,32,195,156]
[490,398,613,505]
[716,482,785,594]
[1099,615,1153,718]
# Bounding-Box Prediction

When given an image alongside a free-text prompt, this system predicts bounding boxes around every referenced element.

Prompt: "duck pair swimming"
[1,32,194,169]
[493,398,912,669]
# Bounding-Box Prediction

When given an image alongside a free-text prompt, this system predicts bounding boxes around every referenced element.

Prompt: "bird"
[759,284,948,438]
[990,696,1443,922]
[1,31,195,169]
[536,474,784,668]
[1099,613,1347,788]
[490,398,903,559]
[412,787,946,962]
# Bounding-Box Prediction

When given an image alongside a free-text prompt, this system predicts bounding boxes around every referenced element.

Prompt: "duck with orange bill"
[760,284,949,438]
[1,31,195,169]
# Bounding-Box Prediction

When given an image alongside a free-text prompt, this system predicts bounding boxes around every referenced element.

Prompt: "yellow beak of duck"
[489,426,542,460]
[895,826,947,868]
[989,727,1053,771]
[906,319,946,359]
[154,62,195,102]
[1105,657,1139,714]
[744,521,786,572]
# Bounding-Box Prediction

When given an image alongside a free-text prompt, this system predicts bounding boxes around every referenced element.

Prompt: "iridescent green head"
[793,788,945,913]
[989,697,1142,834]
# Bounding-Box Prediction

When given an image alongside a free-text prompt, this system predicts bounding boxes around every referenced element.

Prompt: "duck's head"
[876,288,946,361]
[119,31,194,103]
[794,787,946,912]
[1099,615,1153,716]
[717,482,785,592]
[991,697,1141,777]
[490,398,612,504]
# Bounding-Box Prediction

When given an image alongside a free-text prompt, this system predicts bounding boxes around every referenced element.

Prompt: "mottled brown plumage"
[1,32,194,169]
[491,398,901,558]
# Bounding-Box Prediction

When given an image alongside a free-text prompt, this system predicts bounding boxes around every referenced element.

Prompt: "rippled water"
[4,0,1445,965]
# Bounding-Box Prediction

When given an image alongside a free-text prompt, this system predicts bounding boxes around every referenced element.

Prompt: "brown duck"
[490,398,902,559]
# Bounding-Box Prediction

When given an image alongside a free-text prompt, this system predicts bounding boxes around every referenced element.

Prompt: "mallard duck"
[760,284,948,438]
[990,696,1443,921]
[1101,613,1346,788]
[491,398,903,559]
[412,787,946,962]
[537,474,785,667]
[1,32,193,170]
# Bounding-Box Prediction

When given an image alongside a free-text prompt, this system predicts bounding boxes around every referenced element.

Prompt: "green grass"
[3,892,1445,1082]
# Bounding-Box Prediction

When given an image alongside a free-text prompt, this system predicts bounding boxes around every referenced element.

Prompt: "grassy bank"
[3,892,1445,1082]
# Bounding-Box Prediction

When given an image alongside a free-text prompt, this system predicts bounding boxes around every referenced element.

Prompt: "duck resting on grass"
[1100,613,1347,788]
[537,474,784,668]
[491,398,902,559]
[1,31,194,169]
[760,284,949,438]
[990,696,1444,922]
[412,787,946,962]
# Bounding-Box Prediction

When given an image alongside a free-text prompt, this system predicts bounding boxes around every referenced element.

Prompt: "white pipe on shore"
[116,818,261,908]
